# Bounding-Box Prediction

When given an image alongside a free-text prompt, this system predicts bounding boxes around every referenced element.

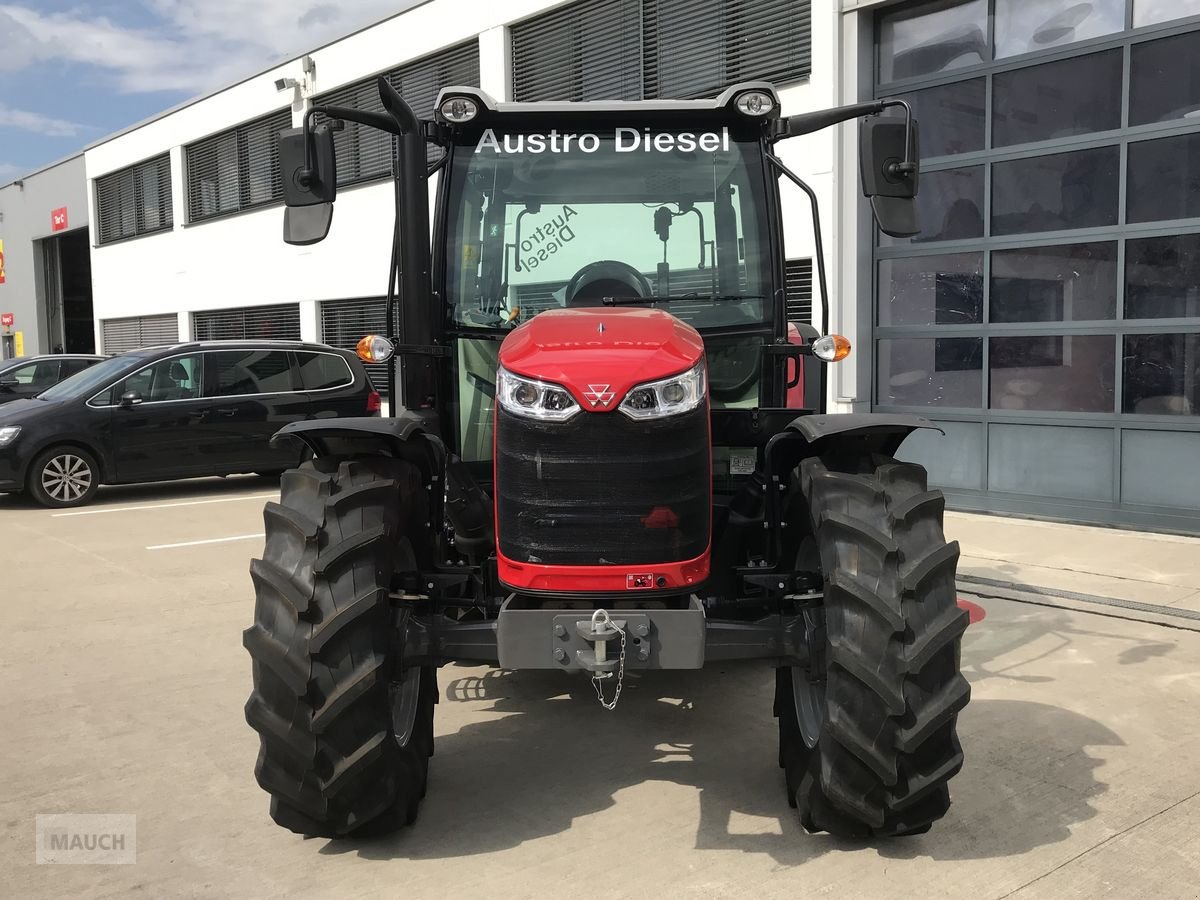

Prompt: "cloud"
[0,161,22,182]
[0,103,82,137]
[0,1,421,95]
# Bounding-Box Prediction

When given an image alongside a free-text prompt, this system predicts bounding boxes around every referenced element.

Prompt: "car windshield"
[444,124,772,330]
[37,354,148,402]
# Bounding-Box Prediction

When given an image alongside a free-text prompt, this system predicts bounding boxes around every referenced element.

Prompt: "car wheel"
[29,446,100,508]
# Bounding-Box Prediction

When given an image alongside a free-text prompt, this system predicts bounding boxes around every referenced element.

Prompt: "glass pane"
[1131,31,1200,126]
[990,242,1117,321]
[1134,0,1200,27]
[992,50,1122,147]
[208,350,295,396]
[1128,133,1200,224]
[880,166,984,246]
[990,335,1115,412]
[120,355,201,403]
[877,337,983,407]
[1124,334,1200,415]
[884,79,985,157]
[878,253,983,326]
[297,353,353,390]
[1125,233,1200,319]
[995,0,1124,58]
[878,0,987,83]
[991,147,1120,236]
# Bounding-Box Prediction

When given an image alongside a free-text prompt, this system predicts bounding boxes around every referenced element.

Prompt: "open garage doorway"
[40,228,94,353]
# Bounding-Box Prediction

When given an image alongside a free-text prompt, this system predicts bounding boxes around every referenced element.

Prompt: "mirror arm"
[765,149,831,410]
[877,98,916,173]
[777,97,916,173]
[764,149,829,339]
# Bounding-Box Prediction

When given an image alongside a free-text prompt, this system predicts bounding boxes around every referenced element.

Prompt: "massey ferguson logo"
[583,384,615,407]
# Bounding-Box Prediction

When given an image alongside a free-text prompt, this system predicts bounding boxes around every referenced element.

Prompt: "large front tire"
[778,453,970,837]
[244,457,435,838]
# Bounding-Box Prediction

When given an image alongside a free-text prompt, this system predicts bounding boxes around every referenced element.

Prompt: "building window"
[312,39,480,188]
[99,314,179,353]
[185,108,291,223]
[320,297,392,391]
[94,155,173,244]
[511,0,812,101]
[785,258,814,324]
[192,304,301,341]
[873,0,1200,527]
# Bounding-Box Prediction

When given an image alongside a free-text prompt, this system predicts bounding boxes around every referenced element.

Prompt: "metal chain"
[591,610,627,711]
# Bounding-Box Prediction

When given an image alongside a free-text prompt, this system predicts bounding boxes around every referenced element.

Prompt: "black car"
[0,341,380,507]
[0,354,107,404]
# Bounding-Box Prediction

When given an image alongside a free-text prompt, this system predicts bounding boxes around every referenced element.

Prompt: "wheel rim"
[42,453,92,502]
[390,668,421,748]
[794,536,826,749]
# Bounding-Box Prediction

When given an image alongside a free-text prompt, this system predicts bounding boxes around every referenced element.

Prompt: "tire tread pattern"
[243,457,434,838]
[779,453,970,837]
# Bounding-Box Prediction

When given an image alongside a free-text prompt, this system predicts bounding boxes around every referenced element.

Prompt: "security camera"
[275,77,299,92]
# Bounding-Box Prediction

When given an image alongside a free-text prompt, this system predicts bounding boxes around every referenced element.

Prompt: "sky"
[0,0,422,182]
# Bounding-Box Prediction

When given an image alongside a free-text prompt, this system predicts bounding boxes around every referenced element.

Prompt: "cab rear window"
[297,352,354,390]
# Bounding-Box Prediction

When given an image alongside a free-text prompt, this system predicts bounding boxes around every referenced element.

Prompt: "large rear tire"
[244,456,436,838]
[778,453,970,837]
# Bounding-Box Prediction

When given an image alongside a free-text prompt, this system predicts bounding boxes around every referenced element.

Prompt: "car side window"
[110,355,202,404]
[205,350,297,397]
[296,352,353,390]
[59,359,95,378]
[8,361,61,386]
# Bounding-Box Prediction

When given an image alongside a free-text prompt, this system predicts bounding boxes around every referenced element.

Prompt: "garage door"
[192,303,301,341]
[319,297,391,392]
[100,314,180,353]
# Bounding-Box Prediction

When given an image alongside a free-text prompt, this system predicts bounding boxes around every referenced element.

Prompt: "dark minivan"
[0,341,379,507]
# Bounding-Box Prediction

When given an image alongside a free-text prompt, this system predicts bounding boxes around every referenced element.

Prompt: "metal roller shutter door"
[319,297,392,390]
[191,304,301,341]
[100,314,180,353]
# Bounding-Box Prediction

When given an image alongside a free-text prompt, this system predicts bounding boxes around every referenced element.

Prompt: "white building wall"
[86,0,841,392]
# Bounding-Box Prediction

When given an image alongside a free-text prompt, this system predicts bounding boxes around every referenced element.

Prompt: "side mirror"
[279,122,338,246]
[280,123,337,206]
[861,116,920,238]
[0,378,17,390]
[119,391,144,408]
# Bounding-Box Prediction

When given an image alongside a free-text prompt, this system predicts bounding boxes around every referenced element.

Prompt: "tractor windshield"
[444,125,772,331]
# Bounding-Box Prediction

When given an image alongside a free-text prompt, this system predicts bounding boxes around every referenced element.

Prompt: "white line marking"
[53,493,277,517]
[146,533,265,551]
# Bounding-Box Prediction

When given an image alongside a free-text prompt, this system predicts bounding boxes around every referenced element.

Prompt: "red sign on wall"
[1,313,14,328]
[51,207,68,232]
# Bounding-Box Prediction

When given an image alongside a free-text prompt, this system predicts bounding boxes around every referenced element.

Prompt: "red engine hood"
[498,308,704,410]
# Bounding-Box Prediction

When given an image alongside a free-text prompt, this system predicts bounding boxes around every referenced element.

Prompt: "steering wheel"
[564,260,653,307]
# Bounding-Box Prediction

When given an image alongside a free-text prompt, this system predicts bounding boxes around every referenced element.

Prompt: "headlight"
[619,362,706,420]
[0,425,21,447]
[439,97,478,123]
[734,90,775,117]
[497,367,580,421]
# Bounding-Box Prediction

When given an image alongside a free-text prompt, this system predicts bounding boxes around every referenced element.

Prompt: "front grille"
[496,404,710,566]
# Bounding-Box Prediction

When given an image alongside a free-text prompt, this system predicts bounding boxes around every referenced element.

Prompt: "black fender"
[271,411,442,480]
[786,412,943,458]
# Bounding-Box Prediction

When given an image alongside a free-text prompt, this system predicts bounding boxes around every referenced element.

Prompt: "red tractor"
[244,79,969,839]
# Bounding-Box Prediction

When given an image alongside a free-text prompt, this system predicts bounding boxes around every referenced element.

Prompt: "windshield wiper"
[600,294,765,306]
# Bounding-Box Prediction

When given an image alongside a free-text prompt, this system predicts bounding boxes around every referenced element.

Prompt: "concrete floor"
[3,478,1200,899]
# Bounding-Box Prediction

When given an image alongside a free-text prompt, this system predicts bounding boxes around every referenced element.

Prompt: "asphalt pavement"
[3,478,1199,898]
